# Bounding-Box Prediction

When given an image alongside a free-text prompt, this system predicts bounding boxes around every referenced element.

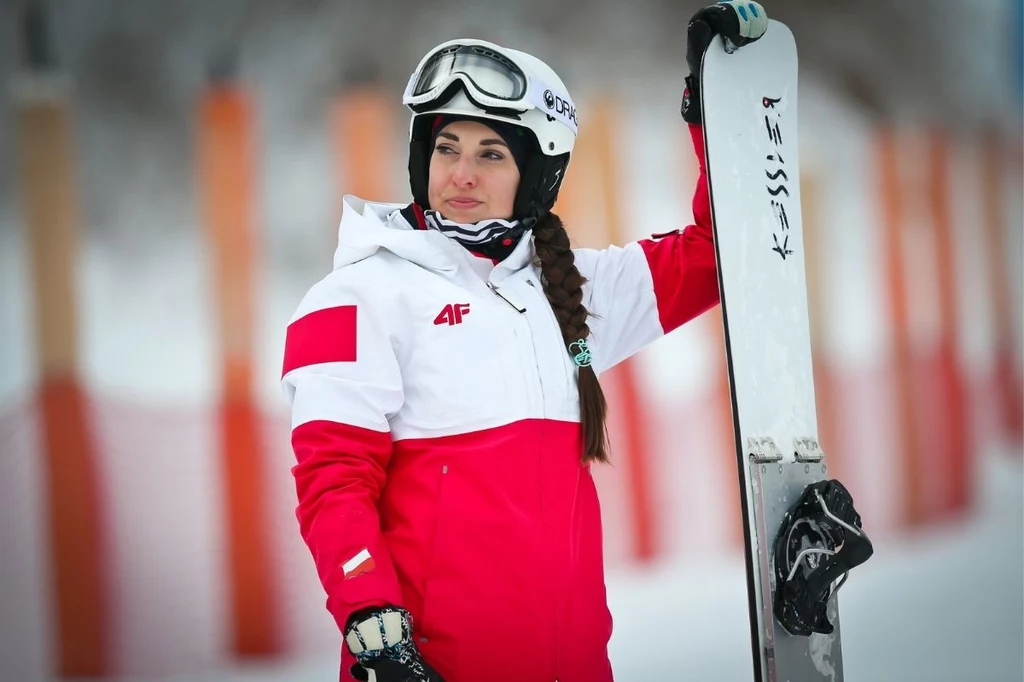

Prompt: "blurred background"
[0,0,1021,680]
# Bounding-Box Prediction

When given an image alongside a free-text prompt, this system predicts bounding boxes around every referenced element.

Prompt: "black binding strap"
[773,479,874,636]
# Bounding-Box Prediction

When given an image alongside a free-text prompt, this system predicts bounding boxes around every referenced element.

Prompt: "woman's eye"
[435,145,456,156]
[482,150,506,161]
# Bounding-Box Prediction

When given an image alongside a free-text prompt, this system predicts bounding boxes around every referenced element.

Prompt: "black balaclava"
[404,114,536,261]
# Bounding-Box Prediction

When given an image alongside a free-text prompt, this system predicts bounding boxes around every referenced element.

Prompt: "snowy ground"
[144,448,1023,682]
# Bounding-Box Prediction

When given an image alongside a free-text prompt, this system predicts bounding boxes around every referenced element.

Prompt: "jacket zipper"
[487,279,546,413]
[486,280,527,313]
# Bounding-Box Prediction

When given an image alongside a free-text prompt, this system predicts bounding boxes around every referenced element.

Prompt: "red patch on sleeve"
[282,305,357,376]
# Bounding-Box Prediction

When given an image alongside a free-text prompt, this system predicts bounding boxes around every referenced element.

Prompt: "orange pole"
[17,76,109,676]
[551,100,596,243]
[329,87,397,209]
[927,130,970,514]
[551,97,659,561]
[878,127,924,526]
[590,99,657,562]
[801,170,842,482]
[197,79,279,656]
[981,129,1024,444]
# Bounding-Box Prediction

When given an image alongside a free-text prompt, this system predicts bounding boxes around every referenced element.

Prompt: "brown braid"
[532,212,610,464]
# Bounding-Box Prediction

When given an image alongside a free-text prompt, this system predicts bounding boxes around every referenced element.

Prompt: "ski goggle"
[404,43,530,110]
[403,43,578,135]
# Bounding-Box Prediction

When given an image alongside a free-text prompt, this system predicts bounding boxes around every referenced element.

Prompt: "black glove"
[681,0,769,124]
[345,606,445,682]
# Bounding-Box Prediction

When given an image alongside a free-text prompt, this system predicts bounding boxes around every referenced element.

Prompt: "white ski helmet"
[403,38,578,222]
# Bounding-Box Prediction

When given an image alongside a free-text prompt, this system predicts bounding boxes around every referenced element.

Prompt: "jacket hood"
[332,194,534,275]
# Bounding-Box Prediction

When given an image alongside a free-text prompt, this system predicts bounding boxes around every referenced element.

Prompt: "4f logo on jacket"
[434,303,471,326]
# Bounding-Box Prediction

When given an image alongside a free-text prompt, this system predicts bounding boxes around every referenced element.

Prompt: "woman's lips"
[447,198,482,209]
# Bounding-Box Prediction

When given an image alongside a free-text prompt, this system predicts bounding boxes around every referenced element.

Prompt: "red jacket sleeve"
[290,420,404,633]
[637,123,719,334]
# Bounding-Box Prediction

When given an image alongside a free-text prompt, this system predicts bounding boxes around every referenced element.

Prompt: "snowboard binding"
[772,479,873,637]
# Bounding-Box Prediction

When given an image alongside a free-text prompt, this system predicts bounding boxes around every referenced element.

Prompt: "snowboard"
[701,19,871,682]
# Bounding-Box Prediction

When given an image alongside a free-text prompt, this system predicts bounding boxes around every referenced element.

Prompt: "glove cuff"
[344,606,415,662]
[681,74,702,125]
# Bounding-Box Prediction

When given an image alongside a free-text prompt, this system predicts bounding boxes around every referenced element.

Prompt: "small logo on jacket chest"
[434,303,471,326]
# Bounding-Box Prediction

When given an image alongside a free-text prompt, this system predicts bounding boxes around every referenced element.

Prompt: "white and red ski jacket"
[281,124,717,682]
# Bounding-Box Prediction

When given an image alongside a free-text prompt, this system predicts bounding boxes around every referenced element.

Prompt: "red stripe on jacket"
[282,305,358,376]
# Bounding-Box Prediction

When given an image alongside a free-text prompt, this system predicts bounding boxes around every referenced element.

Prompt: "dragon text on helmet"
[543,89,577,126]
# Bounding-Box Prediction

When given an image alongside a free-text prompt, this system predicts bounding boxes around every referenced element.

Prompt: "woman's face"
[427,119,521,223]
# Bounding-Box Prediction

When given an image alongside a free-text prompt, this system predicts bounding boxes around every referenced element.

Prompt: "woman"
[281,3,768,681]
